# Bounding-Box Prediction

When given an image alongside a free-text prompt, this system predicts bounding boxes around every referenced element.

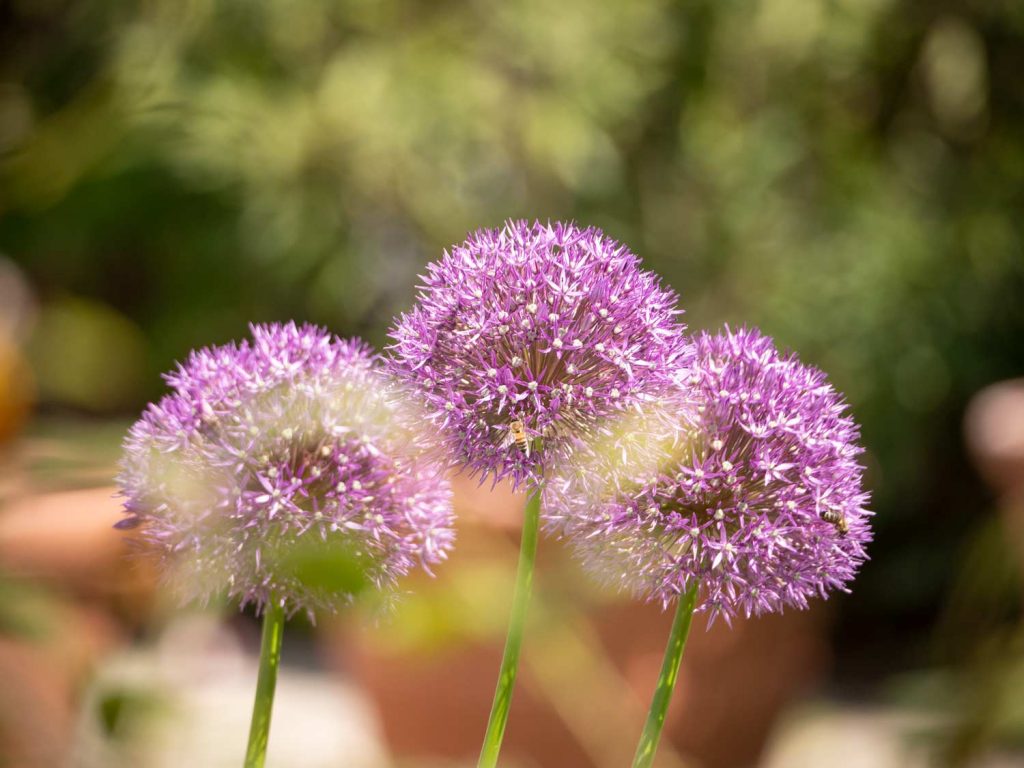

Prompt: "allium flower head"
[546,326,871,624]
[117,322,455,617]
[388,220,691,487]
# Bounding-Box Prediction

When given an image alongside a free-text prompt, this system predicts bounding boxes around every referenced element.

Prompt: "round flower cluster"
[546,327,871,624]
[388,220,692,487]
[117,323,455,617]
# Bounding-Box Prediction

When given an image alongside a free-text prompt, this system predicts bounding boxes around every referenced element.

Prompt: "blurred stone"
[761,703,1023,768]
[73,614,389,768]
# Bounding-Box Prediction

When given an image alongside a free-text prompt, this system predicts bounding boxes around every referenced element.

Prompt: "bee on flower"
[546,326,872,625]
[387,220,692,488]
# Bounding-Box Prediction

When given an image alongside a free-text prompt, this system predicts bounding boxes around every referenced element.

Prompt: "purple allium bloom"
[546,327,871,625]
[387,220,691,488]
[117,322,455,618]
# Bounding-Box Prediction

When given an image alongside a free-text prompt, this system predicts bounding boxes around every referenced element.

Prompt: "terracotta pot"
[324,480,831,768]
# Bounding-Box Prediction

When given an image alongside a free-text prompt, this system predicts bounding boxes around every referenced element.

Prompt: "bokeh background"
[2,0,1024,765]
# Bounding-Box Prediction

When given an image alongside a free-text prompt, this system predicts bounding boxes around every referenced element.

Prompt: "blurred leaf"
[272,536,372,599]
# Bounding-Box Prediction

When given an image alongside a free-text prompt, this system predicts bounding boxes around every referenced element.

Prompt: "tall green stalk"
[477,486,542,768]
[631,584,699,768]
[244,601,285,768]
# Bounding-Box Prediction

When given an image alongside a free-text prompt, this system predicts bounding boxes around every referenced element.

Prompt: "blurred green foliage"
[2,0,1024,669]
[273,534,372,602]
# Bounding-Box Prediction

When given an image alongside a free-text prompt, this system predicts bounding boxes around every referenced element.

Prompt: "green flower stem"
[244,601,285,768]
[478,486,542,768]
[631,584,699,768]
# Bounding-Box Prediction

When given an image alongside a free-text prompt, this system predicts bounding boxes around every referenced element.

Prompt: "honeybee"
[501,419,532,457]
[821,508,849,535]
